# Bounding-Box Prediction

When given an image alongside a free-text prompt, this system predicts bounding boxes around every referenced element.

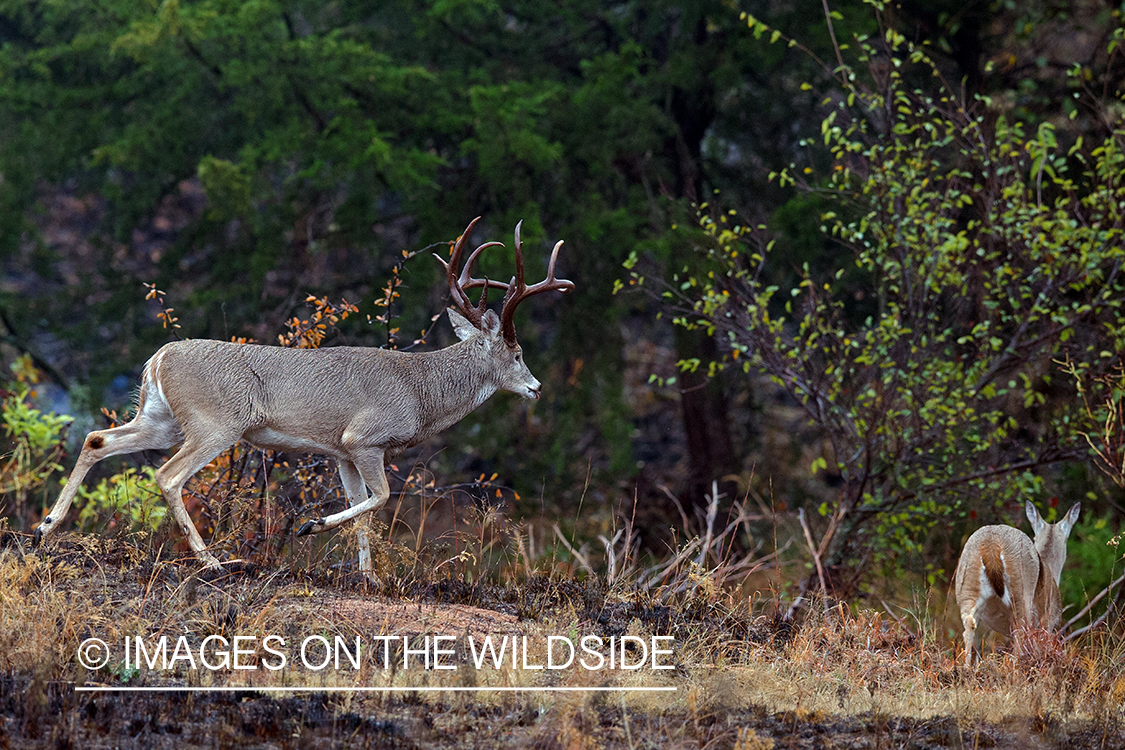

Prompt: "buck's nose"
[524,379,541,400]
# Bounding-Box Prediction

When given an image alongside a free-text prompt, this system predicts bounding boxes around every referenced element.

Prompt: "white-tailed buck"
[33,217,573,576]
[954,501,1080,666]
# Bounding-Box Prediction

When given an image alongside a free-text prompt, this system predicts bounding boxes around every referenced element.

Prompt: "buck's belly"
[243,427,342,457]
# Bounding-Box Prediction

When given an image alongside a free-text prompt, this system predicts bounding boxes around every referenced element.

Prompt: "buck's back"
[150,340,425,449]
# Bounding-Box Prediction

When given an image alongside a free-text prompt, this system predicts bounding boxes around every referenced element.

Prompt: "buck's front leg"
[334,459,375,576]
[297,450,389,539]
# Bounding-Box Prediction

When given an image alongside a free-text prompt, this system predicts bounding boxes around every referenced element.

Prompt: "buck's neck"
[411,340,499,440]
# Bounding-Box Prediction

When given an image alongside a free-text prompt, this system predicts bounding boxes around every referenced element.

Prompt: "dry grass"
[722,604,1124,724]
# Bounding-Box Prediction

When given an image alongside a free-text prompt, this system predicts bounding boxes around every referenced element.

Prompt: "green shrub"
[73,465,164,533]
[637,10,1125,589]
[1,378,71,525]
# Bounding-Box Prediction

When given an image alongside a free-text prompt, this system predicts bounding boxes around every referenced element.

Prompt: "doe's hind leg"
[961,610,983,667]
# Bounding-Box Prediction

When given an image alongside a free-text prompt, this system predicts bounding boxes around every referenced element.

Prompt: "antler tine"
[432,218,476,320]
[535,240,576,295]
[458,241,507,290]
[512,220,526,295]
[500,220,530,305]
[499,224,575,346]
[433,217,509,328]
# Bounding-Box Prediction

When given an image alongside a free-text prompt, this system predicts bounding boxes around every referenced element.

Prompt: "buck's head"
[448,307,540,399]
[436,217,574,401]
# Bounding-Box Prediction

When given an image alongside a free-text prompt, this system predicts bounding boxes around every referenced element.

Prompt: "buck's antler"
[499,220,575,346]
[433,216,509,328]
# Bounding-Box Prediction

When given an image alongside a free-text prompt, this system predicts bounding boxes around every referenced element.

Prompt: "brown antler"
[433,217,510,328]
[499,220,575,346]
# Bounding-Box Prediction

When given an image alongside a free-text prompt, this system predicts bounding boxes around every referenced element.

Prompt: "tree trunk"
[675,326,738,508]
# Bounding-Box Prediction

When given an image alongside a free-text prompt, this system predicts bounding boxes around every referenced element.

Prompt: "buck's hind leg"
[34,404,180,546]
[152,433,240,570]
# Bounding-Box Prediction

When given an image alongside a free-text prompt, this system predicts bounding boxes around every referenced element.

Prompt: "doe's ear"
[481,309,501,336]
[1059,502,1081,536]
[448,308,477,341]
[1026,501,1045,534]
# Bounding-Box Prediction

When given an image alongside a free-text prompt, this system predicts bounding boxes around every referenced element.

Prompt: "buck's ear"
[481,309,501,336]
[449,308,477,341]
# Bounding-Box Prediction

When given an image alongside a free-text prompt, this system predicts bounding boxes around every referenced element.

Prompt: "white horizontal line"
[75,685,677,693]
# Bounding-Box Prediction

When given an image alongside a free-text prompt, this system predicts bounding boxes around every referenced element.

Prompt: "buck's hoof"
[31,526,44,547]
[297,518,325,537]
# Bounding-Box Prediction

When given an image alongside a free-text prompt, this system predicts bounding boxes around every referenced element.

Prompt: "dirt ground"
[4,675,1123,749]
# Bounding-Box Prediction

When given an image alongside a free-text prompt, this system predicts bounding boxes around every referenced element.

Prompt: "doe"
[954,500,1080,666]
